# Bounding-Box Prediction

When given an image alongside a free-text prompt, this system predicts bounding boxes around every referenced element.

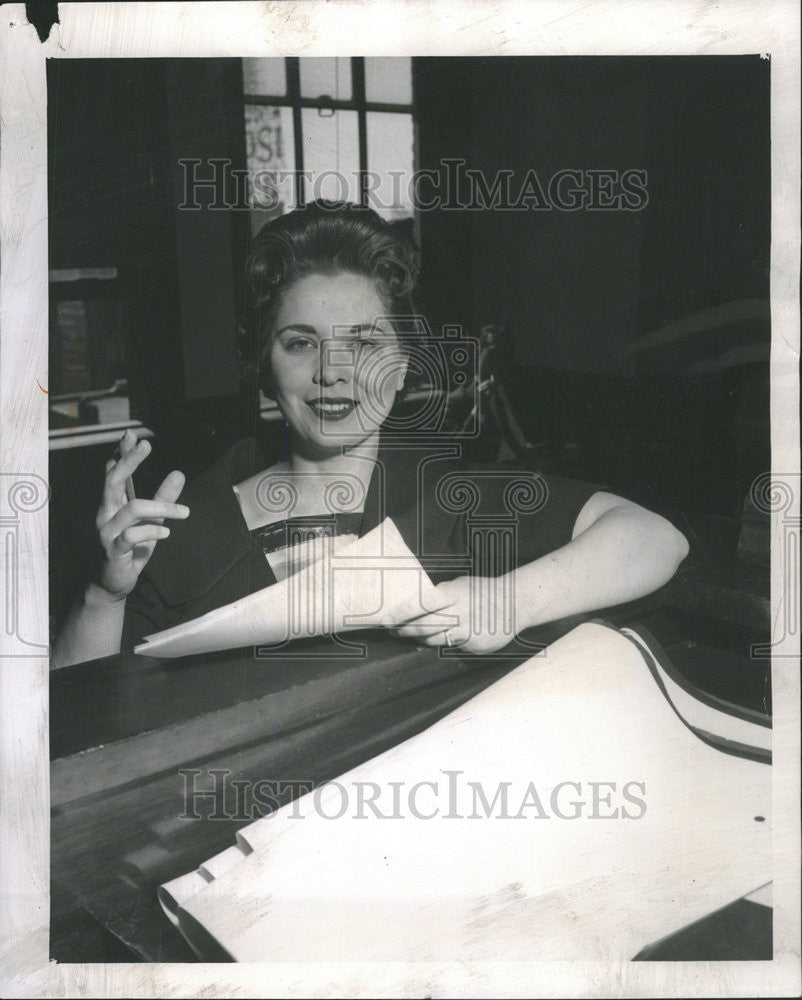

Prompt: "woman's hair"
[237,200,421,394]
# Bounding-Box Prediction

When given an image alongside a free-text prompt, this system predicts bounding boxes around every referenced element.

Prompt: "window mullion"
[286,57,304,205]
[352,57,368,207]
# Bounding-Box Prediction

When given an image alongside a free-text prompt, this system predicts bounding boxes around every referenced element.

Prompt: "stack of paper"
[159,622,771,965]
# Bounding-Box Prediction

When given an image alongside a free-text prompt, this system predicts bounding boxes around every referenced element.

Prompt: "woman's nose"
[313,341,351,385]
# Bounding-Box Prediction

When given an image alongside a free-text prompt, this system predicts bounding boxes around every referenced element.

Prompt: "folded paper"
[136,518,453,658]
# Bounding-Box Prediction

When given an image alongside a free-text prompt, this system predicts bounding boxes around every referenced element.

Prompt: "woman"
[53,201,688,668]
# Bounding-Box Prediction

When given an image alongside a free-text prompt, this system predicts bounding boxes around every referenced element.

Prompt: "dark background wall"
[414,56,770,510]
[415,56,769,369]
[48,58,252,459]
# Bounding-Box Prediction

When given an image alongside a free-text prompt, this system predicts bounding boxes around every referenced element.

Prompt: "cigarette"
[119,432,137,502]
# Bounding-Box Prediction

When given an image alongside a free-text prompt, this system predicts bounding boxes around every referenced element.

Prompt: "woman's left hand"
[390,575,517,655]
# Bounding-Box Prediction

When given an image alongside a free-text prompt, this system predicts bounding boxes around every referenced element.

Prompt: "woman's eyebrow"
[275,324,318,338]
[274,322,386,339]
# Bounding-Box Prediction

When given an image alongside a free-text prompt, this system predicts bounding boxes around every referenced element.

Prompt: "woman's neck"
[283,433,380,479]
[234,433,381,529]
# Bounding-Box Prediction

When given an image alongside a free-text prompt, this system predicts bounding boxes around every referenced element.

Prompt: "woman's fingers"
[391,623,452,639]
[416,630,457,647]
[390,611,459,639]
[398,627,461,648]
[391,579,474,647]
[92,434,187,597]
[109,436,150,485]
[101,436,152,509]
[99,498,189,546]
[111,523,171,556]
[153,469,186,504]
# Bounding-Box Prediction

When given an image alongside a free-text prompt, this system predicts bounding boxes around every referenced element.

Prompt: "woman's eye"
[355,339,379,351]
[285,338,315,353]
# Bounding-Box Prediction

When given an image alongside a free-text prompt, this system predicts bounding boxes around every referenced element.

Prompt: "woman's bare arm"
[508,491,689,631]
[52,583,129,669]
[392,491,689,653]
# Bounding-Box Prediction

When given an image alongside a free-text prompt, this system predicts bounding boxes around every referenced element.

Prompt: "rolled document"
[135,517,455,658]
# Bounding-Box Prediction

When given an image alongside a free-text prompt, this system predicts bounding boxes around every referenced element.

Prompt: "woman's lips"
[306,398,359,420]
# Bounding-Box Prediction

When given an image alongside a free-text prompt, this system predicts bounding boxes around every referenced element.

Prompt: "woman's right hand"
[94,430,189,602]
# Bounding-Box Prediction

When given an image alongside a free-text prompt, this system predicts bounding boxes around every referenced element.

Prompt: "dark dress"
[121,435,600,648]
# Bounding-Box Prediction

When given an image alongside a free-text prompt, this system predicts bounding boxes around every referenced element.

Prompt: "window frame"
[243,56,416,210]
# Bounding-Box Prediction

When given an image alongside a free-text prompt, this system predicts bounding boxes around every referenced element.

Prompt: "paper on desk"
[158,621,771,963]
[135,517,453,657]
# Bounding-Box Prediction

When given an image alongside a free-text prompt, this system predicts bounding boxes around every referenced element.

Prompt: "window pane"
[365,57,412,105]
[299,57,352,101]
[242,58,286,97]
[244,105,296,234]
[301,108,360,204]
[366,112,415,220]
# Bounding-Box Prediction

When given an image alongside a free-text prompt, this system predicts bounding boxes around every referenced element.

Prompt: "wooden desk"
[51,631,531,961]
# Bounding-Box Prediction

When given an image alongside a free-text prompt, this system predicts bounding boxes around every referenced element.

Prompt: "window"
[242,57,416,235]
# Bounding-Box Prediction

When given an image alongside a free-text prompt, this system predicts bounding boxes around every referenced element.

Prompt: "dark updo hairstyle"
[237,200,422,396]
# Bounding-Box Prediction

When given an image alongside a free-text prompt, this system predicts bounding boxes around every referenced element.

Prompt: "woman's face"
[266,272,408,457]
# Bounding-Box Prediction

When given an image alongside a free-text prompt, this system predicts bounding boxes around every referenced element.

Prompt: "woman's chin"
[292,424,383,459]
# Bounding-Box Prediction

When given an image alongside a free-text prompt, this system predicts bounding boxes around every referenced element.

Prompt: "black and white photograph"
[0,2,799,997]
